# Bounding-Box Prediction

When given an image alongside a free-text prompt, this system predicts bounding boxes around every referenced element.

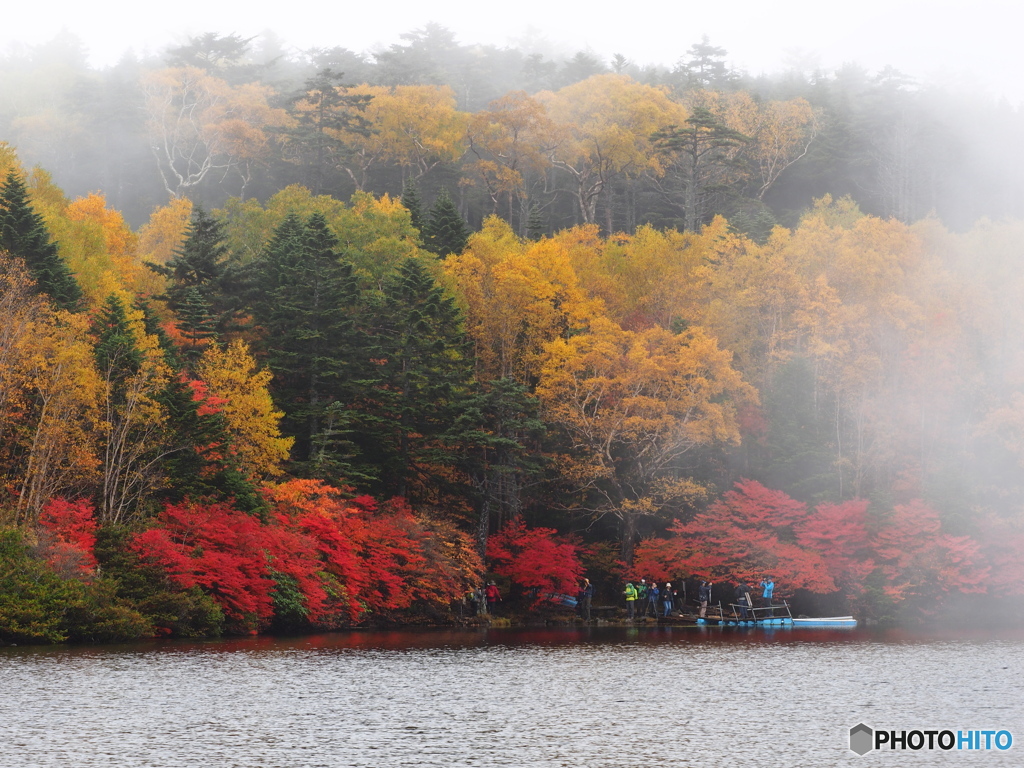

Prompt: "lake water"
[2,625,1021,767]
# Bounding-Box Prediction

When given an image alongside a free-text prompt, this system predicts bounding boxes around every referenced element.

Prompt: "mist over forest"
[2,26,1024,642]
[2,25,1023,231]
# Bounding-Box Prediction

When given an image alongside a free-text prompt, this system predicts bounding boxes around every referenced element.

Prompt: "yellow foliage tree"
[196,339,293,480]
[537,74,687,226]
[571,224,713,332]
[466,91,556,224]
[135,196,194,301]
[0,255,99,520]
[338,84,468,190]
[444,217,602,383]
[16,308,101,520]
[537,315,756,560]
[59,193,145,305]
[701,219,808,387]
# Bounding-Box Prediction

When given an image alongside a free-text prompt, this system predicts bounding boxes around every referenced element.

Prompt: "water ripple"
[2,627,1022,767]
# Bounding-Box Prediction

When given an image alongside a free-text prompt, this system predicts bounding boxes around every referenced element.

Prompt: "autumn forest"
[1,28,1023,644]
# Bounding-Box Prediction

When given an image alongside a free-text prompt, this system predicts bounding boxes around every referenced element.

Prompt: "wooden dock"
[616,600,796,627]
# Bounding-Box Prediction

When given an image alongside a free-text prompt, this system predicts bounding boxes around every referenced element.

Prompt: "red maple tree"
[486,518,585,599]
[37,497,99,577]
[870,499,989,609]
[132,501,282,630]
[634,480,834,593]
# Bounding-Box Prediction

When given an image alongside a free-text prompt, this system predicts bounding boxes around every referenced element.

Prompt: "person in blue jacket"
[645,581,660,617]
[760,577,775,617]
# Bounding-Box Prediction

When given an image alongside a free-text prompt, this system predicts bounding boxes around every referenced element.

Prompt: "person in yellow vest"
[624,582,638,619]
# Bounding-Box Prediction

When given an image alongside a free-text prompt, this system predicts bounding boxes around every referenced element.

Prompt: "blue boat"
[791,616,857,628]
[544,592,578,608]
[692,600,857,628]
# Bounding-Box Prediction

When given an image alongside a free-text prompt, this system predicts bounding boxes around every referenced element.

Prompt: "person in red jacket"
[485,581,501,614]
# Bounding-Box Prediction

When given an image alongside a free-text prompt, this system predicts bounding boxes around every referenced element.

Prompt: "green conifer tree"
[156,371,261,514]
[526,202,546,240]
[359,258,474,498]
[135,298,181,370]
[0,170,82,310]
[91,295,158,522]
[401,180,425,234]
[285,68,372,195]
[653,108,749,232]
[147,205,235,327]
[247,212,366,480]
[445,377,545,553]
[423,188,471,257]
[175,286,218,369]
[93,294,144,387]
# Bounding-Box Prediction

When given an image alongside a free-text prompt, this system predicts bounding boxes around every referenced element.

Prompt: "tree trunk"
[620,509,638,566]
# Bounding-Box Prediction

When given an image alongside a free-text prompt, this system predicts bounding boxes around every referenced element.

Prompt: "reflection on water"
[2,627,1021,767]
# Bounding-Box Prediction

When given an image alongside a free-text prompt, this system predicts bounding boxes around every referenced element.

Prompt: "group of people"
[622,579,684,619]
[468,575,777,622]
[465,581,503,616]
[621,577,777,620]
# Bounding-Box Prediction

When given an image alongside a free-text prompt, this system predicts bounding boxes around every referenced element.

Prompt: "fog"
[6,1,1024,102]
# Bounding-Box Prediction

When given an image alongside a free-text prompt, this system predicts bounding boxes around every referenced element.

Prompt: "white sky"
[4,0,1024,103]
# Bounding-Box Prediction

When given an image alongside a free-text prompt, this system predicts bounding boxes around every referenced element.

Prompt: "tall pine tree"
[147,205,236,331]
[423,188,471,257]
[359,258,475,499]
[400,180,426,234]
[92,295,162,523]
[445,377,545,554]
[0,170,82,310]
[285,68,372,195]
[175,286,219,369]
[247,212,366,480]
[156,371,261,514]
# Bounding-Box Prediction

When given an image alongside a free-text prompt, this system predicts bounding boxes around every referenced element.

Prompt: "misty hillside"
[1,26,1021,232]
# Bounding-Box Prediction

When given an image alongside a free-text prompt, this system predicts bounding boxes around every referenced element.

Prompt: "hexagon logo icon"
[849,723,874,755]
